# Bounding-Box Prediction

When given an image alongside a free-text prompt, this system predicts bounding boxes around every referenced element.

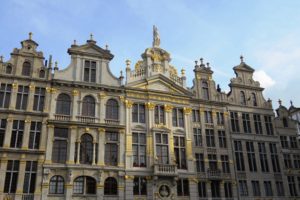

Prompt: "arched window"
[252,93,257,106]
[73,176,96,194]
[22,61,31,76]
[240,91,246,105]
[56,93,71,115]
[106,99,119,120]
[6,65,12,74]
[202,81,209,100]
[49,176,64,194]
[82,96,95,117]
[39,69,45,78]
[104,177,118,195]
[80,134,93,164]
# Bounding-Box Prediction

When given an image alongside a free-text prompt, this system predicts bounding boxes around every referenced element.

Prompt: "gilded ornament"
[12,83,18,89]
[145,102,155,110]
[164,104,173,112]
[183,107,192,115]
[72,89,79,96]
[29,84,35,91]
[125,100,133,108]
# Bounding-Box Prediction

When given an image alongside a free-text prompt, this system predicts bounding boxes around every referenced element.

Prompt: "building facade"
[0,30,300,200]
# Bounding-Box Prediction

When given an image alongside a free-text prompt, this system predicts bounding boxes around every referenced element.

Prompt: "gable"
[68,43,114,60]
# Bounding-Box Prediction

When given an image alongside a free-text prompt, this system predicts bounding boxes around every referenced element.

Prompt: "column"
[0,154,8,200]
[92,141,96,165]
[39,121,48,151]
[34,159,43,200]
[146,177,154,200]
[124,176,134,200]
[9,82,18,110]
[21,118,31,150]
[118,177,125,199]
[146,102,155,167]
[3,116,13,148]
[44,125,54,164]
[99,93,106,123]
[207,180,212,198]
[96,171,104,200]
[76,139,80,164]
[43,84,51,113]
[184,107,194,172]
[15,156,26,200]
[118,129,125,168]
[72,90,79,121]
[124,100,133,169]
[97,128,105,166]
[67,126,77,165]
[188,179,198,199]
[27,84,35,112]
[164,104,174,163]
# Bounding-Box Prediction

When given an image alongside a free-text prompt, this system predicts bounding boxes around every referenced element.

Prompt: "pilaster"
[67,126,77,164]
[44,124,54,164]
[97,128,105,166]
[3,117,13,148]
[27,84,35,112]
[118,129,125,167]
[9,82,18,110]
[21,118,31,150]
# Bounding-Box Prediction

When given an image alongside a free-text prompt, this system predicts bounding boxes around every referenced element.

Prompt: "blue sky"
[1,0,300,108]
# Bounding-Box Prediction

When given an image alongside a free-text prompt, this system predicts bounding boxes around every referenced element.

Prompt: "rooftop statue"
[153,25,160,47]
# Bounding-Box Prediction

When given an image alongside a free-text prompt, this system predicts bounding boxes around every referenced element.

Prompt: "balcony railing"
[76,116,98,123]
[54,114,71,121]
[104,119,120,125]
[22,194,34,200]
[3,194,15,200]
[207,169,221,178]
[154,164,178,176]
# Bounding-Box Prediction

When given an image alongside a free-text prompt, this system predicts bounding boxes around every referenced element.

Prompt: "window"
[133,177,147,195]
[288,176,297,196]
[280,136,289,149]
[293,154,300,169]
[84,60,96,82]
[264,181,273,196]
[0,119,7,147]
[218,130,227,148]
[205,129,215,147]
[174,136,186,169]
[132,103,145,123]
[29,121,41,149]
[224,182,233,198]
[22,61,31,76]
[253,114,263,134]
[6,64,12,74]
[246,142,257,172]
[230,112,240,132]
[284,154,292,169]
[239,180,248,196]
[82,96,95,117]
[49,176,64,194]
[252,93,257,106]
[193,128,202,147]
[264,116,274,135]
[177,179,189,196]
[252,181,260,196]
[269,143,281,172]
[23,161,37,194]
[56,93,71,115]
[52,128,68,163]
[234,141,245,171]
[258,142,269,172]
[105,132,118,166]
[106,99,119,120]
[39,69,45,78]
[216,112,224,125]
[221,155,230,173]
[80,134,94,164]
[10,120,24,148]
[290,136,298,148]
[208,154,218,171]
[192,109,200,122]
[211,181,221,197]
[16,85,29,110]
[204,111,213,123]
[242,113,251,133]
[104,177,117,195]
[33,87,45,111]
[155,133,169,164]
[195,153,205,172]
[132,132,146,167]
[240,91,246,105]
[283,117,288,127]
[198,181,206,197]
[4,160,19,193]
[155,105,165,124]
[73,176,96,194]
[172,108,184,127]
[0,83,12,108]
[275,181,284,196]
[202,81,209,100]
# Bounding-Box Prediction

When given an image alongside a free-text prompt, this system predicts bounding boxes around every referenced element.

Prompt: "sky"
[1,0,300,108]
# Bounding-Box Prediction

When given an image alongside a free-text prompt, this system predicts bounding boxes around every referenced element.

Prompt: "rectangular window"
[132,132,146,167]
[132,103,145,123]
[280,136,289,149]
[205,129,215,147]
[172,108,184,127]
[216,112,224,125]
[29,121,42,149]
[239,180,248,196]
[253,114,263,134]
[195,153,205,172]
[0,119,7,147]
[246,141,257,172]
[290,136,298,149]
[177,179,189,196]
[193,128,202,147]
[155,133,169,164]
[258,142,269,172]
[264,181,273,196]
[284,154,292,169]
[221,155,230,173]
[275,181,285,196]
[10,120,25,148]
[4,160,19,193]
[192,109,200,122]
[293,154,300,169]
[230,112,240,132]
[105,132,118,166]
[242,113,251,133]
[133,177,147,195]
[0,83,12,108]
[269,143,281,172]
[288,176,297,196]
[198,181,206,197]
[208,154,218,170]
[155,105,165,124]
[224,182,233,198]
[252,181,260,196]
[218,130,227,148]
[211,181,221,197]
[234,141,245,171]
[23,161,37,194]
[264,115,274,135]
[33,87,45,111]
[204,111,213,123]
[84,60,96,82]
[52,128,68,163]
[16,85,29,110]
[174,136,186,169]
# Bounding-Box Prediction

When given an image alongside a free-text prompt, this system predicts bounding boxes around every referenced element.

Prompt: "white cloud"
[253,70,275,88]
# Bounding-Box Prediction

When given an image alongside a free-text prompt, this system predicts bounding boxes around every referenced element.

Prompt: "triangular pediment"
[233,62,254,72]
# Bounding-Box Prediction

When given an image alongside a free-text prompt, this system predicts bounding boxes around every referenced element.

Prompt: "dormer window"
[22,61,31,76]
[84,60,96,83]
[6,64,12,74]
[240,91,246,105]
[202,81,209,100]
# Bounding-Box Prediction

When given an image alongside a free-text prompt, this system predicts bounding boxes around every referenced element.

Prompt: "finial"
[90,33,93,40]
[105,44,109,50]
[0,55,3,62]
[206,62,210,68]
[153,25,160,47]
[278,99,282,106]
[290,100,293,107]
[195,60,198,65]
[73,40,77,45]
[125,59,131,69]
[240,55,244,63]
[181,68,185,76]
[200,58,203,65]
[54,61,59,70]
[29,32,33,40]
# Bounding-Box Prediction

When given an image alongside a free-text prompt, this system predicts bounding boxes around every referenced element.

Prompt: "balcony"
[76,116,98,123]
[54,114,71,121]
[154,164,178,176]
[3,194,15,200]
[104,119,120,125]
[22,194,34,200]
[207,169,222,179]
